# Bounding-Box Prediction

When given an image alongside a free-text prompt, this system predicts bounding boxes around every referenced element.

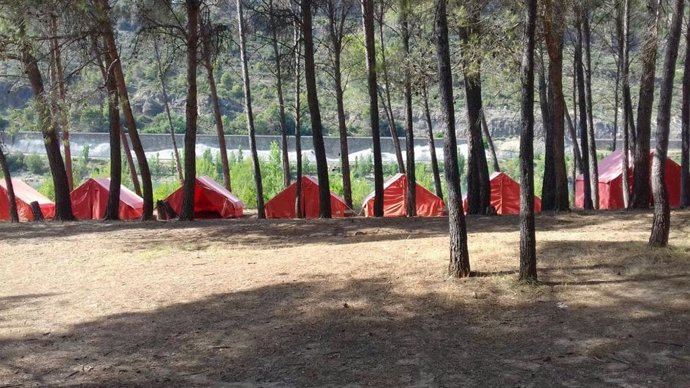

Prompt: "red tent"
[575,150,681,209]
[463,172,542,215]
[161,176,243,219]
[71,178,143,220]
[265,176,348,218]
[0,178,55,221]
[362,173,445,217]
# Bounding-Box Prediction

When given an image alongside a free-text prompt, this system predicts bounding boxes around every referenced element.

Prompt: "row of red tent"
[0,149,681,221]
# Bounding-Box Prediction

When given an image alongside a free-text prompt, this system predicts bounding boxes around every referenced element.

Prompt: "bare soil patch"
[1,211,689,387]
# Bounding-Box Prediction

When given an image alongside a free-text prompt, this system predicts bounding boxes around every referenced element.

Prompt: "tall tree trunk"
[294,15,303,218]
[519,0,538,282]
[620,0,632,208]
[326,0,353,209]
[400,0,416,217]
[153,41,184,184]
[376,3,405,174]
[649,0,684,247]
[422,82,443,199]
[180,0,201,221]
[575,10,593,210]
[301,0,331,218]
[683,2,690,208]
[435,0,470,278]
[236,0,265,218]
[49,14,73,192]
[103,55,121,221]
[120,129,140,195]
[539,50,556,210]
[20,36,73,221]
[582,10,599,209]
[543,0,569,210]
[632,0,661,209]
[97,0,152,219]
[460,7,490,215]
[201,24,232,192]
[362,0,384,217]
[481,111,500,172]
[0,146,19,222]
[564,101,583,201]
[269,0,291,189]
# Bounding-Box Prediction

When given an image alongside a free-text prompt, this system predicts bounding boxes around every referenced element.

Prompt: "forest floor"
[0,211,689,387]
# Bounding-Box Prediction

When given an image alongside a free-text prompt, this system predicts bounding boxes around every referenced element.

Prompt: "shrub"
[24,154,47,175]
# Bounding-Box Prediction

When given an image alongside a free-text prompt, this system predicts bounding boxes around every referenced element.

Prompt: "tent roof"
[85,178,143,208]
[361,173,405,206]
[0,178,53,205]
[196,176,244,206]
[575,150,677,184]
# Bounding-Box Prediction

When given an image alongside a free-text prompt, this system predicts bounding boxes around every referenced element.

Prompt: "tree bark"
[435,0,471,278]
[96,0,152,220]
[0,146,19,222]
[422,82,443,199]
[362,0,384,217]
[104,54,121,221]
[201,21,232,192]
[519,0,538,282]
[400,0,416,217]
[632,0,661,209]
[49,14,73,192]
[539,50,556,210]
[180,0,201,221]
[237,0,265,218]
[20,35,73,221]
[649,0,684,247]
[294,14,303,218]
[301,0,331,218]
[153,41,184,184]
[481,111,500,172]
[575,10,593,210]
[269,0,291,189]
[620,0,632,209]
[582,10,599,209]
[682,2,690,208]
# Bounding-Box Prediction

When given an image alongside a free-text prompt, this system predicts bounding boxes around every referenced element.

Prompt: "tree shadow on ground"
[1,270,688,386]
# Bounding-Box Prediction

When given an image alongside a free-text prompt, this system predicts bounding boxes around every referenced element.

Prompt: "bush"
[38,176,55,201]
[24,154,47,175]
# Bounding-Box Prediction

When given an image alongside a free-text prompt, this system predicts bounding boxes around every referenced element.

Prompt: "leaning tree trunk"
[422,83,443,199]
[435,0,471,278]
[301,0,331,218]
[632,0,661,209]
[0,146,19,222]
[481,111,500,172]
[362,0,384,217]
[294,16,304,218]
[575,11,593,210]
[20,39,73,221]
[649,0,684,247]
[103,56,121,221]
[269,0,291,189]
[519,0,538,282]
[97,0,152,220]
[180,0,201,221]
[582,11,599,209]
[400,0,416,217]
[49,15,73,192]
[681,3,690,208]
[237,0,265,218]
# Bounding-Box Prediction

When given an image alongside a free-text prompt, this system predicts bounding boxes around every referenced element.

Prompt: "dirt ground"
[0,211,689,387]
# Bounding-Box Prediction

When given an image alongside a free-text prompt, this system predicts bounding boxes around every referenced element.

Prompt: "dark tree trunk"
[301,0,331,218]
[542,0,569,211]
[582,11,599,208]
[620,0,632,208]
[460,8,490,215]
[362,0,384,217]
[269,0,291,189]
[422,83,443,199]
[632,0,661,209]
[519,0,538,282]
[201,22,232,192]
[575,11,593,210]
[481,111,500,172]
[294,16,304,218]
[435,0,470,278]
[400,0,416,217]
[377,2,405,174]
[237,0,265,218]
[539,50,556,210]
[649,0,684,247]
[326,0,353,209]
[0,146,19,222]
[681,3,690,208]
[97,0,152,219]
[104,56,121,221]
[20,37,73,221]
[180,0,201,221]
[564,101,583,174]
[120,129,140,195]
[49,15,73,192]
[153,42,184,184]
